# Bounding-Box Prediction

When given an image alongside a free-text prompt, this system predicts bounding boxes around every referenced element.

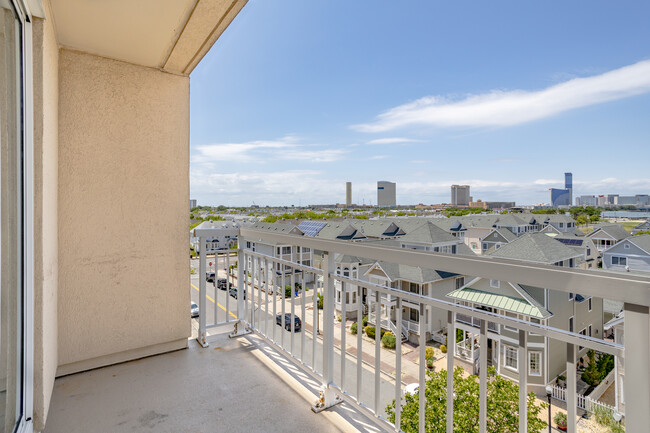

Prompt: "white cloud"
[192,136,349,164]
[370,155,389,160]
[366,137,424,145]
[352,60,650,132]
[410,160,430,164]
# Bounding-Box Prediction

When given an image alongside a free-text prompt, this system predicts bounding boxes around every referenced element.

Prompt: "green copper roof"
[447,287,552,319]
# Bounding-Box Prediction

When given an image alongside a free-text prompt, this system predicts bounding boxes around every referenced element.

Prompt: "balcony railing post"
[197,235,208,347]
[623,302,650,432]
[518,330,528,432]
[230,243,250,338]
[566,343,577,433]
[322,250,335,385]
[446,310,455,433]
[479,320,487,433]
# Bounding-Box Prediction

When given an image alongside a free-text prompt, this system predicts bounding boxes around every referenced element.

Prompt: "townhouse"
[587,223,630,252]
[602,234,650,273]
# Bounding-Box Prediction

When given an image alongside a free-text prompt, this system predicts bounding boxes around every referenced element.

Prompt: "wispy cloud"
[366,137,424,145]
[370,155,389,160]
[192,136,349,164]
[352,60,650,132]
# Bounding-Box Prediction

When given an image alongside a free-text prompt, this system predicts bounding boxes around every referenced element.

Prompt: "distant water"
[602,211,650,218]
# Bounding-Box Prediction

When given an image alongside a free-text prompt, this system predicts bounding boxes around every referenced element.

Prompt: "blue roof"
[297,221,327,237]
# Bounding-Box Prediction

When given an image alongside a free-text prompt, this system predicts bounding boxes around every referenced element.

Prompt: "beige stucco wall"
[57,49,190,374]
[31,1,59,428]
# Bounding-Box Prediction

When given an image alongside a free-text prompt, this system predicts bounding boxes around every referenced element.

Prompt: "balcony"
[186,226,650,433]
[44,329,372,433]
[456,313,499,333]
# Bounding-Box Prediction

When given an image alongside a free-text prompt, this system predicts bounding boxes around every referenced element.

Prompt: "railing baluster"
[479,320,487,433]
[312,271,317,371]
[322,251,335,385]
[197,236,208,347]
[272,258,277,343]
[357,285,363,403]
[341,280,347,391]
[375,289,381,415]
[419,302,426,433]
[518,330,528,433]
[291,247,296,356]
[213,252,218,325]
[566,343,577,433]
[281,261,286,349]
[395,297,402,432]
[300,246,306,362]
[237,247,245,326]
[446,310,454,433]
[623,303,650,432]
[225,249,230,322]
[265,257,270,336]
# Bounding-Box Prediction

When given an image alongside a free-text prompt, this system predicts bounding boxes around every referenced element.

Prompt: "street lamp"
[545,384,553,433]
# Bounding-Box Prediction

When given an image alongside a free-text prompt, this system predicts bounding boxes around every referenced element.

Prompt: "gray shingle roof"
[368,261,457,284]
[251,222,303,234]
[315,222,367,240]
[487,232,582,264]
[587,223,630,241]
[398,221,458,244]
[628,234,650,254]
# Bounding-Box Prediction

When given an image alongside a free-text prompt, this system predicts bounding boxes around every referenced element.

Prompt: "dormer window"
[490,280,500,288]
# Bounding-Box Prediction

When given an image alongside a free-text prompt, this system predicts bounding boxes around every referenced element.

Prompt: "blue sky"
[189,1,650,207]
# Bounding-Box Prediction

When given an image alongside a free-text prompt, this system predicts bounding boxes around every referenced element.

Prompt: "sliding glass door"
[1,1,32,431]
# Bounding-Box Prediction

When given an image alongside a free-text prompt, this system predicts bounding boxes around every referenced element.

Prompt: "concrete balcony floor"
[44,328,379,433]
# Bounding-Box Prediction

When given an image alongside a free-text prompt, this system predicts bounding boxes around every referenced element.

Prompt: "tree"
[386,367,547,433]
[575,214,588,226]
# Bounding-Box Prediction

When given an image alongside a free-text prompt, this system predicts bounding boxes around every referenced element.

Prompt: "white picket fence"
[551,384,617,414]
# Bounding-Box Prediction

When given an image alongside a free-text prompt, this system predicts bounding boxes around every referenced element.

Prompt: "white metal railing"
[192,226,650,433]
[369,313,407,341]
[457,312,499,334]
[401,319,420,334]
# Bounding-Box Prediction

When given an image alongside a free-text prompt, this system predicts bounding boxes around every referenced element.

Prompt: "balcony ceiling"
[49,0,247,74]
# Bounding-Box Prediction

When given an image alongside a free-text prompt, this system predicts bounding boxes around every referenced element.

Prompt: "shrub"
[284,285,292,298]
[365,326,376,339]
[554,412,567,429]
[362,316,368,327]
[440,344,447,354]
[425,346,435,361]
[382,332,397,349]
[351,322,358,335]
[317,293,323,309]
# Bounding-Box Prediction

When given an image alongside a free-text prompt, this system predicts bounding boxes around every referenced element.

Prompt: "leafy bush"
[382,332,396,349]
[350,322,358,335]
[365,326,376,339]
[425,346,435,361]
[284,285,292,298]
[362,316,368,327]
[317,293,324,309]
[440,344,447,354]
[593,405,625,433]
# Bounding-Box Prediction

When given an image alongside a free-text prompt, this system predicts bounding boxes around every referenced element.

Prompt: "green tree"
[386,367,547,433]
[575,214,588,226]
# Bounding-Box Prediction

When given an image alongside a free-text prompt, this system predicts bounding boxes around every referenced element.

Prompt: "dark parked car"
[229,287,246,300]
[206,272,215,283]
[217,278,232,290]
[276,313,301,332]
[190,302,199,318]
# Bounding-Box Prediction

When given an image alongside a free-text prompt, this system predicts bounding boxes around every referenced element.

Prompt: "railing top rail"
[239,227,650,307]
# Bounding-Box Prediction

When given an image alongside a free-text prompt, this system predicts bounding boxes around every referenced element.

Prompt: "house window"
[503,311,517,331]
[482,243,488,250]
[569,316,574,333]
[587,247,591,256]
[490,279,500,288]
[611,256,627,266]
[529,351,542,376]
[588,325,592,337]
[494,233,498,238]
[410,308,419,322]
[282,246,291,255]
[569,258,574,268]
[624,244,630,249]
[569,292,574,301]
[504,345,518,370]
[588,298,592,312]
[456,277,465,289]
[246,241,251,249]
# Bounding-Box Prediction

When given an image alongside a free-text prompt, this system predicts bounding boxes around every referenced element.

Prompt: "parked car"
[276,313,301,332]
[403,383,419,396]
[229,287,246,300]
[190,302,199,318]
[217,278,231,290]
[206,272,215,283]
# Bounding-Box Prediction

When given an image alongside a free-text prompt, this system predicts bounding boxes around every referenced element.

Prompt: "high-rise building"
[377,181,396,207]
[345,182,352,207]
[190,199,197,210]
[565,172,573,206]
[577,195,596,207]
[450,185,470,206]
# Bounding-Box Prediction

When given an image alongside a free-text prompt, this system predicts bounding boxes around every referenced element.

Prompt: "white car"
[190,302,199,318]
[404,383,419,396]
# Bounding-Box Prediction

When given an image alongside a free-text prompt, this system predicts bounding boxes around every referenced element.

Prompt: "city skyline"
[189,1,650,206]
